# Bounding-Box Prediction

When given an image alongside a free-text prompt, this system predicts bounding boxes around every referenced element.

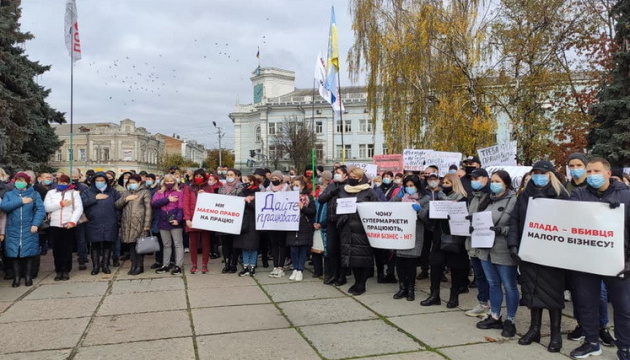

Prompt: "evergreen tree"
[588,0,630,166]
[0,0,64,173]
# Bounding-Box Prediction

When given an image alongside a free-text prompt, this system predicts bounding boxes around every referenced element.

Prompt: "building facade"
[50,119,164,175]
[158,134,206,166]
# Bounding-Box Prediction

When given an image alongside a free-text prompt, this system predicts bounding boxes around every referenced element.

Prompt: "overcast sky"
[19,0,357,150]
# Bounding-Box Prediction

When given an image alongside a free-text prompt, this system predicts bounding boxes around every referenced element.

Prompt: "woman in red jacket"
[183,169,214,274]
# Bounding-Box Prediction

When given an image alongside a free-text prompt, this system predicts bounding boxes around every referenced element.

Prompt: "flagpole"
[337,70,344,163]
[69,50,74,176]
[311,79,316,185]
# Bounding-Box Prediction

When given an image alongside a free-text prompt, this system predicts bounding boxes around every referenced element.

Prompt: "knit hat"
[320,170,332,181]
[271,170,283,180]
[567,153,588,166]
[14,171,31,184]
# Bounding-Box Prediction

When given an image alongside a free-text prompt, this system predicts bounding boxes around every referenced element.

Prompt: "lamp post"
[212,121,225,169]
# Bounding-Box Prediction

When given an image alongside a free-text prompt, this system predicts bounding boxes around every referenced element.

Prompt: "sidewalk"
[0,254,619,360]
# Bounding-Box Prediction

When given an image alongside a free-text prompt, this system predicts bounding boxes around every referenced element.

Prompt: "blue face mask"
[145,181,153,187]
[56,184,69,192]
[43,179,53,186]
[128,183,139,191]
[490,182,504,194]
[383,178,392,185]
[587,174,606,189]
[531,174,549,187]
[448,170,457,174]
[471,180,483,190]
[405,187,417,195]
[95,182,107,190]
[570,168,585,179]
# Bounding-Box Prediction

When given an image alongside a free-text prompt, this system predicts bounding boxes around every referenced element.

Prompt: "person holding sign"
[337,167,380,295]
[390,175,430,301]
[266,170,291,279]
[217,169,244,274]
[286,178,316,282]
[508,160,569,353]
[568,158,630,360]
[473,171,518,338]
[234,175,262,277]
[183,169,215,274]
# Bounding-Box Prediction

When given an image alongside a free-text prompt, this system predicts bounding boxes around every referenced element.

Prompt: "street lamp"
[212,121,225,170]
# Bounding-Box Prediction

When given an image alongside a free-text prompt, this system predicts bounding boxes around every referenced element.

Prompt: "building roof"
[52,122,118,135]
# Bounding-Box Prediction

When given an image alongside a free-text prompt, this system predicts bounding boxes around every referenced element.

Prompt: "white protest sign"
[486,166,532,190]
[347,162,378,179]
[336,197,357,214]
[518,198,625,276]
[357,202,416,249]
[449,215,471,236]
[471,211,495,248]
[429,201,469,219]
[403,149,433,171]
[423,151,463,177]
[191,193,245,235]
[255,191,300,231]
[477,141,517,167]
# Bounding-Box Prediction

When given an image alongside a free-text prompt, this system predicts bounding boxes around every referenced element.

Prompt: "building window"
[315,144,324,160]
[56,151,62,161]
[336,144,351,159]
[336,120,351,133]
[359,144,367,159]
[255,126,262,142]
[367,144,374,158]
[382,145,388,155]
[269,144,283,159]
[103,148,110,161]
[315,121,323,134]
[79,148,86,161]
[359,119,373,133]
[67,149,72,161]
[268,122,276,135]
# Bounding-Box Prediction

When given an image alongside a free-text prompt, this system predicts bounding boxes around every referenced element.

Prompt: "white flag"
[64,0,81,62]
[314,51,331,104]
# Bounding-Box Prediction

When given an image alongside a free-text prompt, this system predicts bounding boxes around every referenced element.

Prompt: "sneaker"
[599,327,615,347]
[150,263,163,270]
[296,271,303,282]
[239,267,250,277]
[201,266,208,274]
[476,315,503,330]
[249,267,256,277]
[269,268,279,278]
[190,266,198,274]
[501,319,517,337]
[568,325,585,341]
[289,270,297,281]
[155,265,170,274]
[466,303,489,317]
[570,342,602,359]
[170,266,182,275]
[184,248,190,253]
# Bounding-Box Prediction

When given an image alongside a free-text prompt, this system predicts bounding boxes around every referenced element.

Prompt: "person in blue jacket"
[0,172,45,287]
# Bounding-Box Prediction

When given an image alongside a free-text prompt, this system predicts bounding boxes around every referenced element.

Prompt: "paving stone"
[98,290,187,316]
[75,337,195,360]
[355,292,458,317]
[279,297,377,326]
[255,270,321,285]
[0,349,73,360]
[185,272,256,289]
[24,282,108,300]
[0,302,12,314]
[262,281,345,302]
[300,319,423,359]
[0,318,89,353]
[197,328,319,360]
[0,296,100,322]
[82,310,191,346]
[336,277,399,295]
[38,270,111,284]
[440,340,577,359]
[110,277,184,294]
[188,285,269,308]
[359,351,447,360]
[558,335,619,359]
[192,304,289,335]
[0,286,32,302]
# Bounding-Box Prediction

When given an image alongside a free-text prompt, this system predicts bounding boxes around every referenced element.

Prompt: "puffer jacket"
[476,190,517,266]
[285,194,316,247]
[43,187,83,227]
[391,193,430,258]
[81,177,121,243]
[0,186,45,258]
[151,188,184,230]
[116,185,152,243]
[338,184,379,268]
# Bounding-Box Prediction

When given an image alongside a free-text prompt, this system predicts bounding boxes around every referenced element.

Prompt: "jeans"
[572,271,630,347]
[160,228,184,267]
[471,257,489,303]
[600,281,609,328]
[242,249,258,267]
[290,245,309,271]
[76,223,88,260]
[113,228,121,260]
[481,260,519,321]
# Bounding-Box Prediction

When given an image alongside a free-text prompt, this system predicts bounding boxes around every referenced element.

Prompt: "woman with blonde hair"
[151,174,185,275]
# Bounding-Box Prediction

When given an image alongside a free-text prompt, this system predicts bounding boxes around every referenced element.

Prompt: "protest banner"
[336,197,357,214]
[485,166,532,190]
[449,215,471,236]
[403,149,433,171]
[471,211,495,248]
[191,193,245,235]
[255,191,300,231]
[423,151,462,177]
[357,202,416,249]
[373,154,403,173]
[429,201,468,219]
[477,141,517,167]
[347,162,378,179]
[518,198,625,276]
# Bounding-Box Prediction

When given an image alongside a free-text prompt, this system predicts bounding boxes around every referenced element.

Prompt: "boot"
[101,248,112,274]
[548,309,563,352]
[420,289,441,306]
[334,273,347,286]
[518,308,542,345]
[229,254,239,273]
[393,281,408,300]
[91,248,101,275]
[222,258,230,274]
[24,257,33,286]
[11,259,20,287]
[447,288,459,309]
[406,280,415,301]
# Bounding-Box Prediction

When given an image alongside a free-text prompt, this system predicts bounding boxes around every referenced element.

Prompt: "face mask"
[155,180,160,185]
[465,166,475,175]
[43,179,52,186]
[442,186,452,194]
[405,187,417,195]
[57,184,69,192]
[271,180,281,186]
[95,182,107,190]
[128,183,139,191]
[226,177,235,183]
[292,186,301,191]
[165,183,175,190]
[587,174,606,189]
[72,179,79,184]
[531,174,549,187]
[208,181,216,186]
[374,182,382,188]
[243,182,251,188]
[14,181,27,190]
[305,171,313,178]
[317,177,323,185]
[393,179,402,185]
[383,178,392,185]
[348,178,360,186]
[428,180,439,188]
[490,182,504,194]
[471,180,483,190]
[124,179,129,184]
[570,168,585,179]
[333,174,343,182]
[145,181,153,187]
[448,170,457,174]
[193,178,204,185]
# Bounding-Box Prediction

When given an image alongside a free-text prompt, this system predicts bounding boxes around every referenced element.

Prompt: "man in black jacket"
[569,157,630,360]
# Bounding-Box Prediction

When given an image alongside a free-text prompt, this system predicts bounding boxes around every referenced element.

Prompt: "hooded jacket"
[81,173,121,243]
[0,186,45,257]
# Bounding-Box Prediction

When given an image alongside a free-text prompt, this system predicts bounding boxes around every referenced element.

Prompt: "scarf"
[268,182,288,193]
[401,193,419,203]
[344,183,371,194]
[222,180,239,195]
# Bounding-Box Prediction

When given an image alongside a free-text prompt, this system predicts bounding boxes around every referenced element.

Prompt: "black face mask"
[348,178,360,186]
[243,183,251,188]
[442,186,453,194]
[271,180,281,186]
[464,166,476,175]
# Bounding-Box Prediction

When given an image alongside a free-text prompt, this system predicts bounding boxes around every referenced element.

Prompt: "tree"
[203,149,234,171]
[589,0,630,166]
[0,0,64,173]
[157,153,199,174]
[271,116,318,172]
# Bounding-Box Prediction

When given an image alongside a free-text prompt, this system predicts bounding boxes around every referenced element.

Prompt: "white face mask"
[374,182,382,188]
[292,186,301,192]
[226,177,235,183]
[428,180,439,188]
[333,174,342,182]
[208,180,216,186]
[393,179,402,185]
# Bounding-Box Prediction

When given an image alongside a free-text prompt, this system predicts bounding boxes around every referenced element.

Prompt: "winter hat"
[470,168,489,178]
[320,170,332,181]
[253,168,266,177]
[14,171,32,184]
[567,153,588,166]
[532,160,555,173]
[271,170,284,180]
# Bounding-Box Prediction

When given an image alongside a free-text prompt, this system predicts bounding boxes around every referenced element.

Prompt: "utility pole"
[213,121,225,169]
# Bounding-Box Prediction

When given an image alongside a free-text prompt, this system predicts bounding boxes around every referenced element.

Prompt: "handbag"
[311,229,324,254]
[71,191,89,225]
[136,231,161,254]
[440,233,466,253]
